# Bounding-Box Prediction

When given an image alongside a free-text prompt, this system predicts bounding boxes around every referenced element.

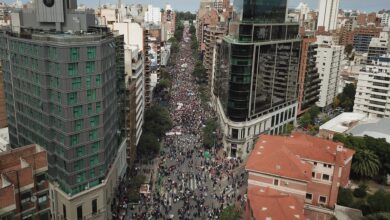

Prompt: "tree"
[192,61,207,83]
[189,25,196,35]
[354,183,368,198]
[202,119,218,148]
[337,187,353,206]
[308,106,320,120]
[352,149,380,179]
[345,44,354,55]
[144,106,173,138]
[335,83,356,111]
[220,205,242,220]
[367,190,390,214]
[363,212,390,220]
[299,112,312,128]
[137,132,160,156]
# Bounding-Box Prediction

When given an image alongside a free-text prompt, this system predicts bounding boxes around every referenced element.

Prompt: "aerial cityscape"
[0,0,389,219]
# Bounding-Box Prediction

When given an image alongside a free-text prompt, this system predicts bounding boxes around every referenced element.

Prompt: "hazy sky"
[4,0,390,12]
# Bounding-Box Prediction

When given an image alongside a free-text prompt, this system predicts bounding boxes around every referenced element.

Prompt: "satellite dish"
[31,195,37,202]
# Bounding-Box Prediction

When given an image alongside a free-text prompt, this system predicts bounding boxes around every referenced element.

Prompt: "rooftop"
[246,133,355,181]
[0,127,9,153]
[248,186,306,220]
[319,112,367,133]
[349,117,390,143]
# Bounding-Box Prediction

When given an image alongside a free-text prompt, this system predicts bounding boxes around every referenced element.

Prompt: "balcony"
[225,135,246,144]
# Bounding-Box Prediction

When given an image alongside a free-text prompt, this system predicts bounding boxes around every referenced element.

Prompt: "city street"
[127,26,248,220]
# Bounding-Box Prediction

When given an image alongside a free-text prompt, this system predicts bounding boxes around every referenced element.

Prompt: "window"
[88,104,93,115]
[74,159,84,171]
[96,75,101,86]
[305,193,312,200]
[96,102,101,113]
[76,172,86,184]
[273,179,279,186]
[90,116,99,127]
[73,106,83,118]
[70,134,79,146]
[92,199,97,214]
[313,162,317,166]
[67,92,77,105]
[72,77,82,90]
[90,155,99,166]
[63,204,67,220]
[312,172,315,178]
[89,130,98,141]
[322,174,330,181]
[70,48,80,61]
[319,196,327,204]
[87,89,96,102]
[68,63,78,76]
[232,129,238,139]
[50,77,59,88]
[87,47,96,60]
[74,119,83,131]
[90,169,96,179]
[76,205,83,220]
[86,61,95,74]
[86,76,91,89]
[91,142,100,153]
[76,146,85,157]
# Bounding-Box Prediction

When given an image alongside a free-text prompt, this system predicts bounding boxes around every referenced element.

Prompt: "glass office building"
[213,0,301,157]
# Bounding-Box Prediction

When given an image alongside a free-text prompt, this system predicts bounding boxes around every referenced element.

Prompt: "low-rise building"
[319,112,367,139]
[0,144,49,220]
[246,133,355,220]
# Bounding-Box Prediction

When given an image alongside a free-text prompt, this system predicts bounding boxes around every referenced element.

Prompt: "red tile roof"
[248,186,307,220]
[246,133,355,181]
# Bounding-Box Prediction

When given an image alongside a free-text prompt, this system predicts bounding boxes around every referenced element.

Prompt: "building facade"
[212,0,301,158]
[0,144,49,220]
[354,54,390,118]
[367,32,389,63]
[298,36,320,115]
[0,62,7,127]
[315,35,345,108]
[317,0,340,32]
[0,1,128,219]
[246,133,355,220]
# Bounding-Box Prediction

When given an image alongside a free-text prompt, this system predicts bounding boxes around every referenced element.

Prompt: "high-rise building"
[353,26,382,53]
[212,0,301,158]
[0,1,127,219]
[367,32,389,63]
[354,54,390,118]
[0,144,49,220]
[315,35,345,108]
[0,63,7,127]
[297,36,321,115]
[317,0,340,32]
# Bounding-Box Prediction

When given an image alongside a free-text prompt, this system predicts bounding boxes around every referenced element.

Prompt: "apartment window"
[305,193,312,200]
[74,119,83,131]
[96,102,101,113]
[322,174,330,181]
[88,104,93,115]
[72,77,82,90]
[90,155,99,166]
[91,142,100,153]
[87,89,96,102]
[87,47,96,60]
[70,134,79,146]
[74,159,84,171]
[76,146,85,157]
[76,172,86,184]
[96,75,101,86]
[89,130,98,141]
[312,172,315,178]
[232,129,238,139]
[319,196,327,204]
[86,61,95,74]
[73,106,83,118]
[86,76,91,89]
[63,204,67,220]
[273,179,279,186]
[90,169,96,179]
[313,162,317,166]
[67,92,77,105]
[68,63,78,76]
[50,77,59,88]
[70,48,80,61]
[92,199,97,214]
[90,116,99,127]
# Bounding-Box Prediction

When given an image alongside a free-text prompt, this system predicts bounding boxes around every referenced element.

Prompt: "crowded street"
[125,26,248,220]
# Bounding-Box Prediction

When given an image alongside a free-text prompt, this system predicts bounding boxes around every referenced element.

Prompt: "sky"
[4,0,390,13]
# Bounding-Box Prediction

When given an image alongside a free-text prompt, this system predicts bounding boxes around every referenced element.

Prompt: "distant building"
[349,117,390,143]
[353,26,382,53]
[381,13,390,27]
[316,36,345,108]
[144,4,161,25]
[0,144,49,220]
[367,32,389,63]
[319,112,367,139]
[354,54,390,118]
[246,133,355,220]
[317,0,340,32]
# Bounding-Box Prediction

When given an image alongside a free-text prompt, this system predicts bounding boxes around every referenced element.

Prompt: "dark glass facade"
[233,0,288,24]
[215,0,301,122]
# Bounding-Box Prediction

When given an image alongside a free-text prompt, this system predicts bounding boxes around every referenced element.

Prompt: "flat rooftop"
[319,112,367,133]
[349,117,390,143]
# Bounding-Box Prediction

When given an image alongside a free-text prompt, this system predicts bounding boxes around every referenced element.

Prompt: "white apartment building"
[316,35,345,108]
[317,0,340,31]
[354,54,390,118]
[144,4,161,25]
[368,32,390,63]
[381,13,390,27]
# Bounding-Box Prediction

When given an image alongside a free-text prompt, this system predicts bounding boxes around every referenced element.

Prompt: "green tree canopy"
[137,132,160,156]
[144,106,173,138]
[352,149,380,179]
[367,190,390,214]
[220,205,242,220]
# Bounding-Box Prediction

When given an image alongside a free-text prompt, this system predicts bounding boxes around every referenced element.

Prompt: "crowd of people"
[124,26,247,220]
